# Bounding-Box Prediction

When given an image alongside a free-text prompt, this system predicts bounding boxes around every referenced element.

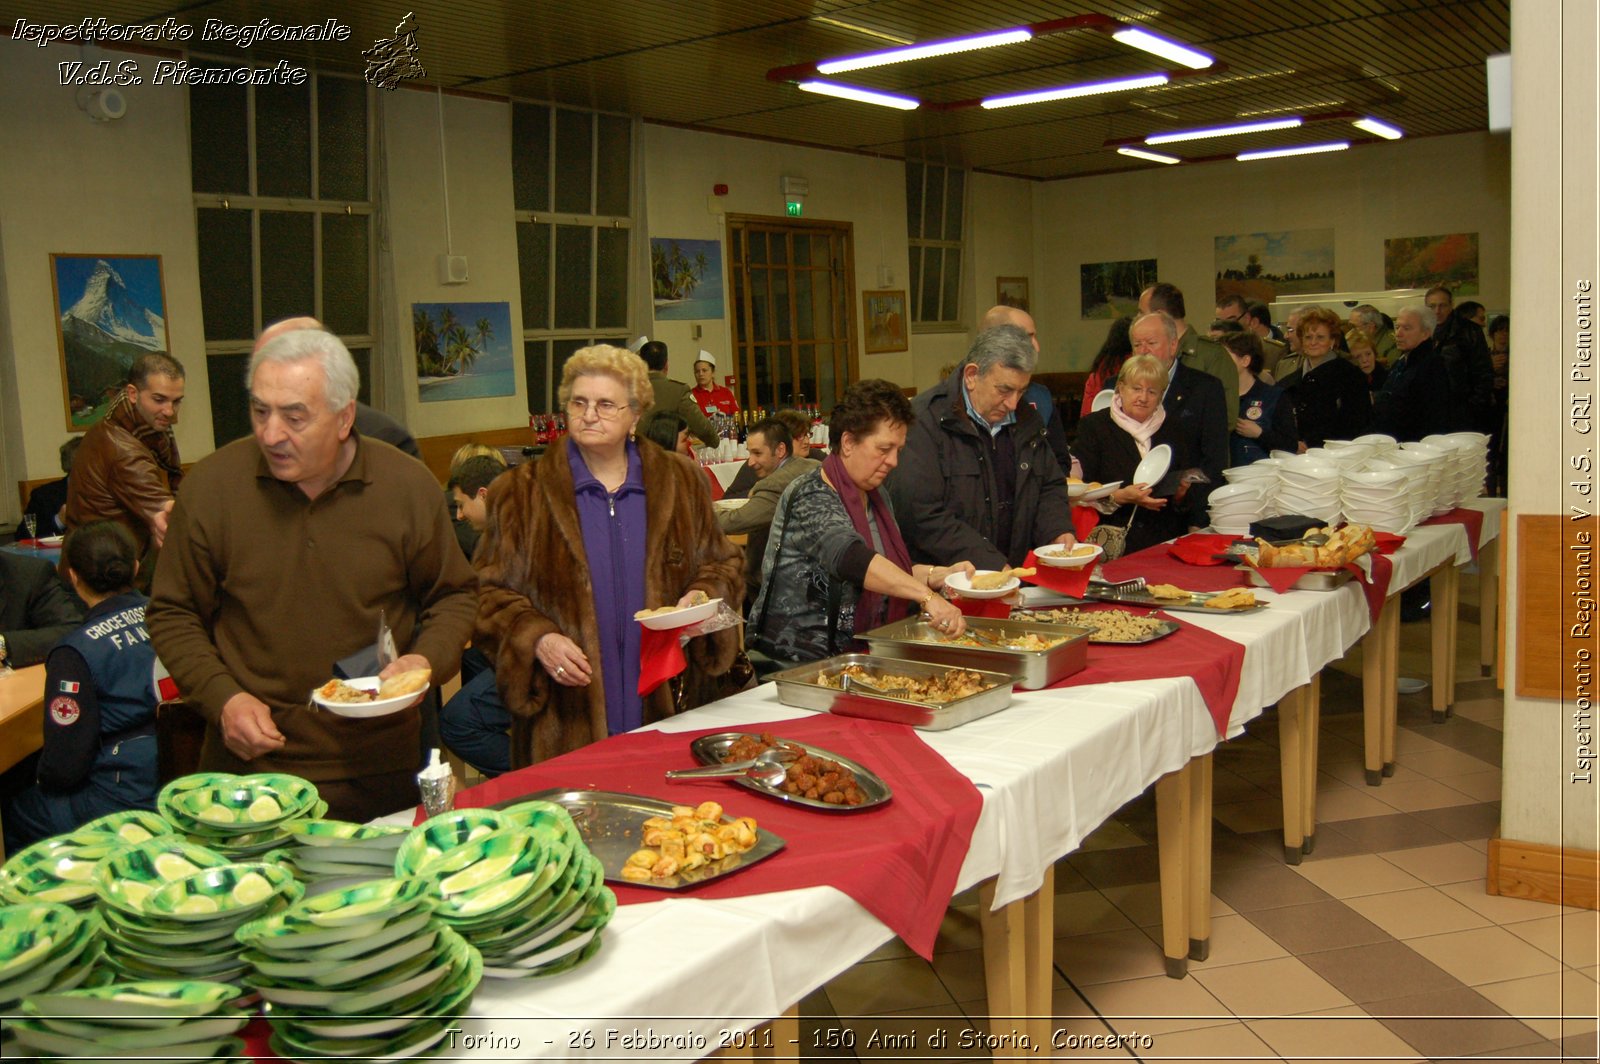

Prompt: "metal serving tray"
[688,731,894,808]
[516,788,785,891]
[1015,607,1181,645]
[1083,586,1268,614]
[1241,565,1355,592]
[861,617,1091,690]
[766,655,1016,732]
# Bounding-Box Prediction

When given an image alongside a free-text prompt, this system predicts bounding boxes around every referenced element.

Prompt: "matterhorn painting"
[51,254,171,429]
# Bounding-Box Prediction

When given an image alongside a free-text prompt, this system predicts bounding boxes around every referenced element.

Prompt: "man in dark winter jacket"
[887,325,1076,569]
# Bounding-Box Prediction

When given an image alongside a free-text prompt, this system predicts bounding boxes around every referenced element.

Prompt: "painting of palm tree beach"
[651,237,725,320]
[413,301,515,402]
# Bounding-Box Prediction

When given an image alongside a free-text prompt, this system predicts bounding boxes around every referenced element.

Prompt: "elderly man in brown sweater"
[147,328,476,821]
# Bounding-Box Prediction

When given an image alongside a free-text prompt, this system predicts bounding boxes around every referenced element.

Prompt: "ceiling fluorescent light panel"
[1146,117,1302,144]
[1353,117,1403,139]
[1118,147,1181,164]
[1112,27,1214,69]
[797,80,920,110]
[1236,141,1350,161]
[817,28,1031,74]
[983,73,1168,110]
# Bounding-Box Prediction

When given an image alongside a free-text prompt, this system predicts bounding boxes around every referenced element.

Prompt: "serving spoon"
[665,749,791,788]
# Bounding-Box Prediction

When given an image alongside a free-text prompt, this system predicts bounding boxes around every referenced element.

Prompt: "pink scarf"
[823,450,915,634]
[1109,394,1165,456]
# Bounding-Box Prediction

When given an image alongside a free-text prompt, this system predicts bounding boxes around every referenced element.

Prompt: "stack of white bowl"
[1274,455,1343,523]
[1208,481,1267,534]
[1424,432,1491,505]
[1341,468,1414,533]
[1396,443,1454,516]
[1221,460,1279,503]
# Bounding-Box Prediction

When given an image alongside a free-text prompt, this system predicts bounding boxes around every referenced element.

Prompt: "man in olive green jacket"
[639,340,719,448]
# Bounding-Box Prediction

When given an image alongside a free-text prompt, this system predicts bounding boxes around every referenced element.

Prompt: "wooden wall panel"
[1516,513,1600,698]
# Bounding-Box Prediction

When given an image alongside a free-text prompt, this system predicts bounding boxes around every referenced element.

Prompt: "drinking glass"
[21,513,37,548]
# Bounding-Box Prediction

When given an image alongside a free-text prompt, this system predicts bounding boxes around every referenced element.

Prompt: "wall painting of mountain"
[51,254,171,430]
[412,301,515,402]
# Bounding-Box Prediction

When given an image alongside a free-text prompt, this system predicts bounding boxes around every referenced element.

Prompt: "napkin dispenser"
[1249,514,1323,542]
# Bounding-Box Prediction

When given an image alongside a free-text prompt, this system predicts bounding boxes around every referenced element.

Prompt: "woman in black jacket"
[1222,332,1300,465]
[1278,307,1372,446]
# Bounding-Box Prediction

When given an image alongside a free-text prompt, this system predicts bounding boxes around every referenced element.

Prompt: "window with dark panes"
[906,162,966,328]
[190,68,374,445]
[512,102,633,414]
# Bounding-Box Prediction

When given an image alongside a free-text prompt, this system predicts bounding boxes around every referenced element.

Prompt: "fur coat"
[473,440,744,769]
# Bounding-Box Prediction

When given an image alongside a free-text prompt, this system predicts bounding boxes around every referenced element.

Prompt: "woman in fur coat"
[472,345,743,769]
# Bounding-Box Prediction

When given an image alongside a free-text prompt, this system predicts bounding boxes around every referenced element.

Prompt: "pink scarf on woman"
[823,450,915,634]
[1109,394,1165,456]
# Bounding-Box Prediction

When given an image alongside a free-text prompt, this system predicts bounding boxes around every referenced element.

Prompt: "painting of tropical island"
[412,301,515,402]
[650,237,724,320]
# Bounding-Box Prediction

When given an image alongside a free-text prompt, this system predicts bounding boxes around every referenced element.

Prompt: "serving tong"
[1087,576,1147,594]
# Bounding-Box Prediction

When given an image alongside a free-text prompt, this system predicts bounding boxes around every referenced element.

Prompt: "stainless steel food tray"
[1083,587,1268,614]
[687,730,894,808]
[515,788,785,891]
[1015,607,1181,645]
[766,654,1017,732]
[861,617,1091,690]
[1240,565,1355,592]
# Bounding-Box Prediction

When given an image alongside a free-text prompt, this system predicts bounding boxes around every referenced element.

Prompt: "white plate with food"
[1074,480,1122,502]
[712,498,750,511]
[1035,542,1103,569]
[635,593,720,630]
[1131,444,1172,490]
[311,669,431,718]
[944,569,1022,599]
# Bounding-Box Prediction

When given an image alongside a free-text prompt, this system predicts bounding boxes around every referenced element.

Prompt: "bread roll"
[377,667,431,699]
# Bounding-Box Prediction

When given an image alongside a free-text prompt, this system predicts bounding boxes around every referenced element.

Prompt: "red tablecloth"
[446,714,982,959]
[1422,506,1484,561]
[638,626,687,694]
[1102,541,1248,592]
[1069,505,1101,541]
[1246,553,1394,622]
[954,596,1012,619]
[702,465,725,501]
[1044,607,1243,737]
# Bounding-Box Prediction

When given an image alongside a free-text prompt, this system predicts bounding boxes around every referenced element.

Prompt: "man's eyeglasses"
[566,397,630,420]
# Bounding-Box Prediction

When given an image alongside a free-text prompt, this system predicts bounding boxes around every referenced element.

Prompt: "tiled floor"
[801,571,1599,1061]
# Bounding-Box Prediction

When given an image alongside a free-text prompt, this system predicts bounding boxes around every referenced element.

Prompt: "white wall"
[380,89,526,438]
[1031,133,1511,370]
[0,45,212,522]
[1502,0,1599,852]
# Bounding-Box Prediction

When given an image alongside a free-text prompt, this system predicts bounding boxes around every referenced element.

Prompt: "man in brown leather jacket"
[65,353,186,589]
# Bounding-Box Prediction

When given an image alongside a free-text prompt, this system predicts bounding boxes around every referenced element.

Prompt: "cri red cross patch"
[49,696,80,727]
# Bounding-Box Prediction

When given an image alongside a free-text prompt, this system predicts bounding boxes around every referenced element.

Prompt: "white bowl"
[637,598,722,630]
[1208,482,1264,503]
[946,571,1021,599]
[1035,542,1102,569]
[1222,464,1277,482]
[311,676,430,719]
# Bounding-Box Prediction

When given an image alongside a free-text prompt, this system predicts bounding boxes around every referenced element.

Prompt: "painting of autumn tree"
[1384,232,1479,296]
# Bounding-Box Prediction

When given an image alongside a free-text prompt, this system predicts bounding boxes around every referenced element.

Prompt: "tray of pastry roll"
[1082,583,1266,613]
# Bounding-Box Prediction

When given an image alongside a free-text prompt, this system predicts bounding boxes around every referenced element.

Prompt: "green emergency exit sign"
[785,200,803,217]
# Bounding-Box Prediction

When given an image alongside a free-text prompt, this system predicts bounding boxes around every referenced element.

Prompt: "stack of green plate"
[0,901,105,1055]
[11,979,248,1061]
[0,830,135,909]
[395,802,615,979]
[94,838,297,983]
[279,819,409,882]
[236,877,482,1061]
[158,772,326,859]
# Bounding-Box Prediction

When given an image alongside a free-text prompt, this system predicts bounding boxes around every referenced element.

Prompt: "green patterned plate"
[253,927,468,1015]
[393,809,509,878]
[499,800,580,846]
[165,776,318,834]
[284,939,481,1039]
[23,980,241,1023]
[77,810,177,846]
[236,907,431,962]
[143,863,299,921]
[278,876,431,928]
[31,1012,247,1047]
[93,839,229,917]
[0,902,78,980]
[0,834,129,907]
[8,1018,242,1061]
[282,819,408,848]
[244,929,439,986]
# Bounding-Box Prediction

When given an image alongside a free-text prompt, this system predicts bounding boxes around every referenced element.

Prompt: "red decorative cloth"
[1422,507,1484,561]
[1043,607,1243,736]
[1070,505,1101,541]
[1164,533,1246,567]
[1245,554,1395,623]
[702,464,725,501]
[954,596,1013,619]
[1020,550,1094,598]
[446,714,983,960]
[1101,542,1248,592]
[637,625,688,694]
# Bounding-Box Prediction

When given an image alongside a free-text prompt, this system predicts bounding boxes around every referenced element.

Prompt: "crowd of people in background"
[0,279,1509,847]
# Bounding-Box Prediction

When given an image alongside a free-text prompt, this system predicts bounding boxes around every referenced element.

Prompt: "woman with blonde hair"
[1345,329,1387,398]
[472,345,743,767]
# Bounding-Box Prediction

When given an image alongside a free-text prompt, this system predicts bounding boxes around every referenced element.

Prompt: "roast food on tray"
[971,566,1035,590]
[940,629,1067,651]
[634,589,710,619]
[620,800,759,883]
[1017,606,1168,642]
[1145,583,1191,602]
[818,664,995,704]
[722,732,871,806]
[1253,523,1376,568]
